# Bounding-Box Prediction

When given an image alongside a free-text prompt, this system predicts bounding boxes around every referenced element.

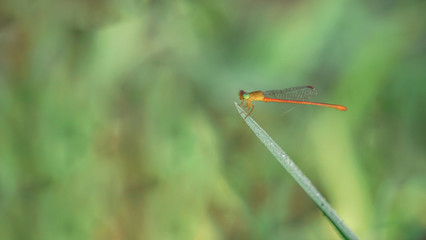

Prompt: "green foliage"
[0,0,425,239]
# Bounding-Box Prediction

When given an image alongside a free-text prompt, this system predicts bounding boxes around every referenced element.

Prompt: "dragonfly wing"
[263,86,318,101]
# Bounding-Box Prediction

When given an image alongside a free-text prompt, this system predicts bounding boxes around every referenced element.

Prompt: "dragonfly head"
[239,90,250,100]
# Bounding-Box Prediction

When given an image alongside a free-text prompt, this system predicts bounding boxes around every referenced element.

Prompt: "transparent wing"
[263,86,318,101]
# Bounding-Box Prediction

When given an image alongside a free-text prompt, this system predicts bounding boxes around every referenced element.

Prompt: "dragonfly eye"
[243,93,250,99]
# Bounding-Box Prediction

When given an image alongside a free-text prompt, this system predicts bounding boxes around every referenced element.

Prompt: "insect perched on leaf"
[239,86,347,117]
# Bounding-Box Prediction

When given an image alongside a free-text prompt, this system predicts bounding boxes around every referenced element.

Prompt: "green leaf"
[235,102,358,240]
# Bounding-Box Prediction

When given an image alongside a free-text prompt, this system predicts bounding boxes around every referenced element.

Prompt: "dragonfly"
[239,86,347,117]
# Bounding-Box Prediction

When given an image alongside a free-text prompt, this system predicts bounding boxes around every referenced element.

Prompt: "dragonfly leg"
[245,103,254,119]
[241,102,249,109]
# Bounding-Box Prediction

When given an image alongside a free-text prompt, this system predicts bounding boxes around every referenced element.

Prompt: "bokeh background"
[1,0,425,239]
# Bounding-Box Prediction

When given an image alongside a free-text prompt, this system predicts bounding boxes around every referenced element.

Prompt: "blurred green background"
[1,0,425,239]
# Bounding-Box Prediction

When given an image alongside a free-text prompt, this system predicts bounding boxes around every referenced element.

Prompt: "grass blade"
[234,102,358,240]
